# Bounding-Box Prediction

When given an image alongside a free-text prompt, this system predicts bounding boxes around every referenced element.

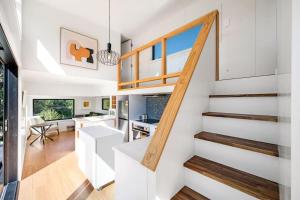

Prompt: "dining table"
[30,123,54,145]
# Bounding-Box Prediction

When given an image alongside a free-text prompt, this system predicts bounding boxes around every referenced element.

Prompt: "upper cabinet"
[220,0,277,80]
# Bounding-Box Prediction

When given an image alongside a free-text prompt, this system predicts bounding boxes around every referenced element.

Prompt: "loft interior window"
[102,98,110,110]
[33,99,75,121]
[152,25,202,60]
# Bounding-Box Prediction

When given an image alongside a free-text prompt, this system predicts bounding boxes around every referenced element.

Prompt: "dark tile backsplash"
[146,95,170,120]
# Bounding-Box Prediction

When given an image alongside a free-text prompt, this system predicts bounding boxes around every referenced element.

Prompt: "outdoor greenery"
[102,98,110,110]
[33,99,74,121]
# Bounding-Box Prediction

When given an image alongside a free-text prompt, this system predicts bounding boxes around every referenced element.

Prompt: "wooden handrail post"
[134,52,140,88]
[117,61,121,90]
[161,38,167,84]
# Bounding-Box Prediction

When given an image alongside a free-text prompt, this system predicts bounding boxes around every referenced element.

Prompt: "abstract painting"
[60,28,98,70]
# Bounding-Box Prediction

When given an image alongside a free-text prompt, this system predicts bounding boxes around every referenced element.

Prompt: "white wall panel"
[220,0,255,79]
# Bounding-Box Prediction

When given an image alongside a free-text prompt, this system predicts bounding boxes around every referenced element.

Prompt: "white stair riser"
[184,168,257,200]
[209,97,278,115]
[214,75,277,95]
[194,139,280,183]
[203,116,279,144]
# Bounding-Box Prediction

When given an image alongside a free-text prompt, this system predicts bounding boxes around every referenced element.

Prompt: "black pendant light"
[98,0,119,66]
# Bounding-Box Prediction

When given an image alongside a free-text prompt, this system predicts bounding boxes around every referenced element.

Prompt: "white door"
[120,40,133,84]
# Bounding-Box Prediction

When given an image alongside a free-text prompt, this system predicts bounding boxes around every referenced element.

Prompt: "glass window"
[152,25,202,60]
[102,98,110,111]
[33,99,75,121]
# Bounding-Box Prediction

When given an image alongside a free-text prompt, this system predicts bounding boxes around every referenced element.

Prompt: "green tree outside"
[33,99,74,121]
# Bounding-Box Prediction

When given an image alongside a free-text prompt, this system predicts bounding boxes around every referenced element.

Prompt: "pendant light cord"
[108,0,111,43]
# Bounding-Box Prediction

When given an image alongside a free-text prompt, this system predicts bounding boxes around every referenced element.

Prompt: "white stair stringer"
[213,75,277,95]
[209,96,278,115]
[194,138,280,183]
[203,116,279,144]
[184,168,257,200]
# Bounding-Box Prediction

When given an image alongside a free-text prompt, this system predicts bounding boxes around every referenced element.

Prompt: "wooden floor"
[19,131,115,200]
[22,131,75,179]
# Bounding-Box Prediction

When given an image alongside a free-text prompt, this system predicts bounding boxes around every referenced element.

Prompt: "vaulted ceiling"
[35,0,191,38]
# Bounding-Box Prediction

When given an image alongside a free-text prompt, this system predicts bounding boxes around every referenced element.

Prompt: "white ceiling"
[36,0,188,38]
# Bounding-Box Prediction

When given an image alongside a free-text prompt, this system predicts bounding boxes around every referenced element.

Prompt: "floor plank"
[22,131,75,179]
[18,131,114,200]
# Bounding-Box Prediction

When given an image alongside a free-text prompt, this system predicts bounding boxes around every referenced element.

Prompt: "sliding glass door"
[0,24,19,199]
[0,61,3,193]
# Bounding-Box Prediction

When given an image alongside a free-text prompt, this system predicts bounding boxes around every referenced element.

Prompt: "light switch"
[224,18,231,29]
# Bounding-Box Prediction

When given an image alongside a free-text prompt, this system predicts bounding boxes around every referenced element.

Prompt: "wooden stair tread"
[202,112,278,122]
[184,156,279,200]
[209,93,277,98]
[195,131,279,157]
[171,186,209,200]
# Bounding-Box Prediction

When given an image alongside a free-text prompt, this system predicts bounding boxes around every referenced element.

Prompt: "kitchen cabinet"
[77,125,124,189]
[74,116,116,155]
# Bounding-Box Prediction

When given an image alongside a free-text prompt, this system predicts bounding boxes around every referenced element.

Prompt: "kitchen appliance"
[118,96,129,140]
[130,119,159,141]
[140,114,148,120]
[132,123,150,140]
[136,119,159,124]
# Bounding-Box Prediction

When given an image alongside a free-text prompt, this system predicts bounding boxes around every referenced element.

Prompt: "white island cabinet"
[73,115,116,154]
[77,125,124,189]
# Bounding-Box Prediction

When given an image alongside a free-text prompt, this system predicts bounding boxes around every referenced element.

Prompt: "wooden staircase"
[184,156,279,200]
[171,186,209,200]
[172,91,280,199]
[194,131,279,157]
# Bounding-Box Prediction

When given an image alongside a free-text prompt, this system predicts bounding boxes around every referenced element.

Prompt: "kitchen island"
[77,125,124,189]
[73,115,116,154]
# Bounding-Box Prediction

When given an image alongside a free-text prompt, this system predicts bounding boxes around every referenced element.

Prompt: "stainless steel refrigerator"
[118,96,129,141]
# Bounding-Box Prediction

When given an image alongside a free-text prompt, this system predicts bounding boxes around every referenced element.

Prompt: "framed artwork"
[82,100,91,109]
[60,27,98,70]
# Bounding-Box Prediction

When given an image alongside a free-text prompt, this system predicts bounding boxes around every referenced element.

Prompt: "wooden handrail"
[118,72,181,86]
[141,10,219,171]
[120,11,218,60]
[118,10,219,90]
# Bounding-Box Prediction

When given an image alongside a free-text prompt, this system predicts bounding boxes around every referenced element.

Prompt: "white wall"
[22,0,120,83]
[23,81,113,97]
[128,95,146,120]
[277,0,292,199]
[129,0,277,81]
[0,0,22,65]
[291,0,300,199]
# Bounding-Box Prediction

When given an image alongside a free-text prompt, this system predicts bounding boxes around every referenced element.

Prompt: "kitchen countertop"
[73,115,116,122]
[79,125,124,140]
[113,137,151,162]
